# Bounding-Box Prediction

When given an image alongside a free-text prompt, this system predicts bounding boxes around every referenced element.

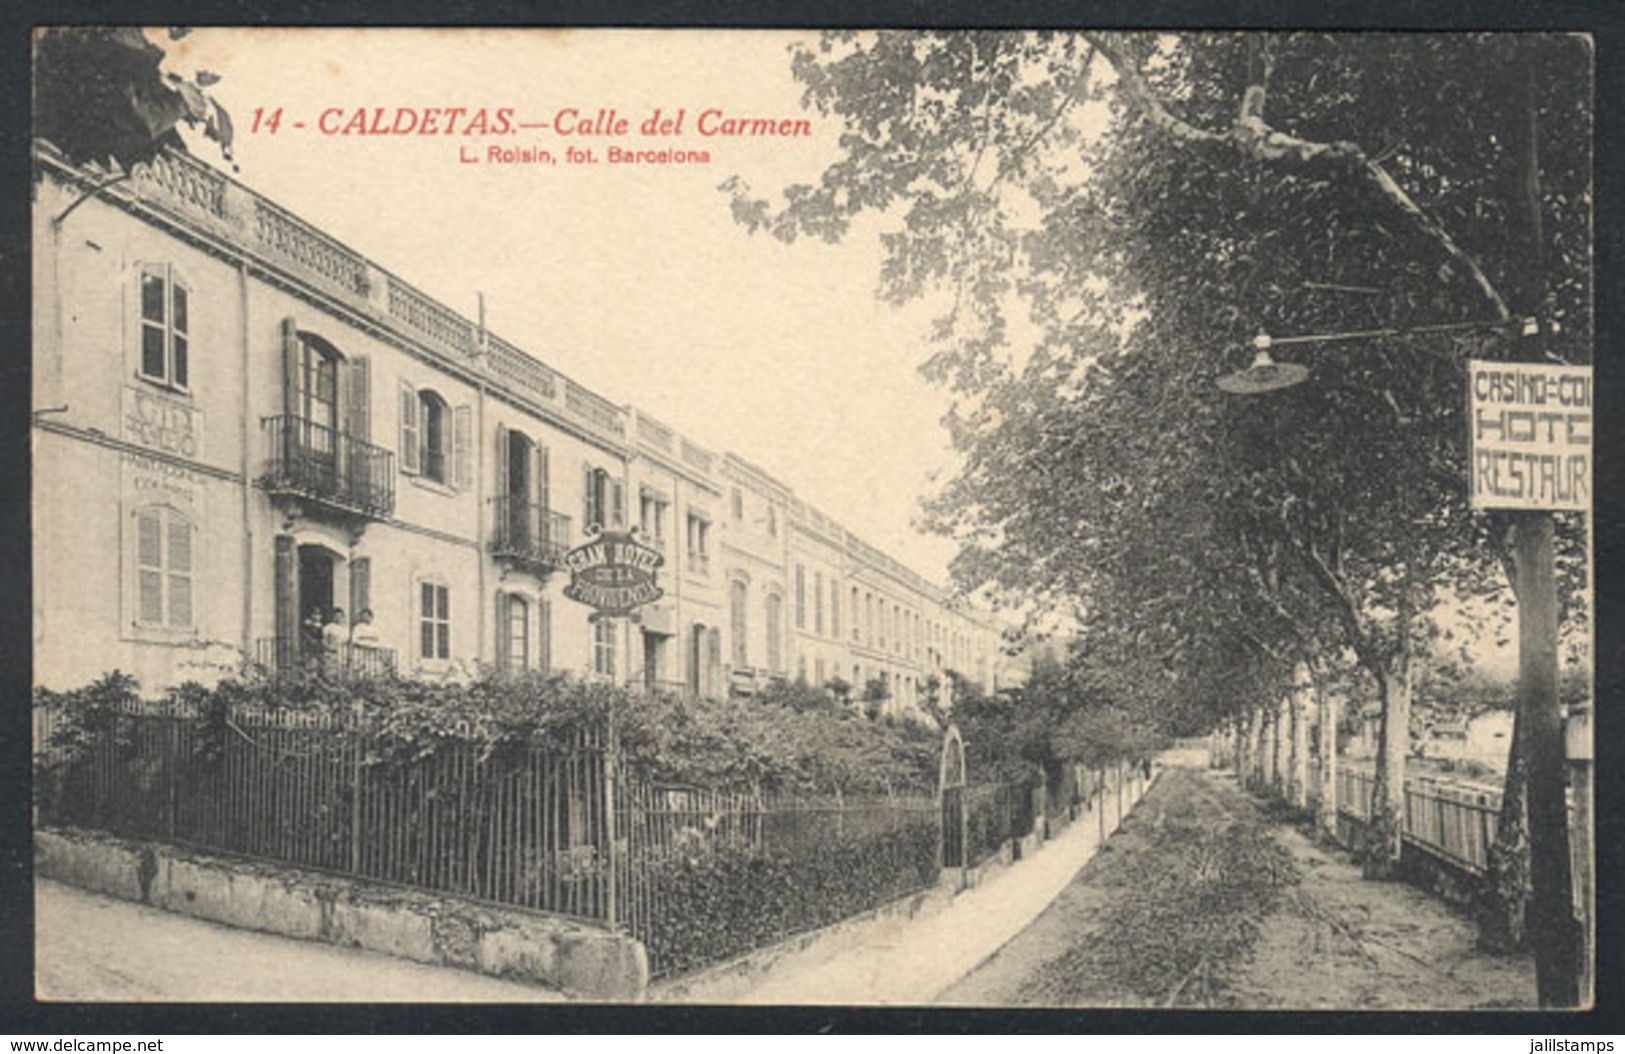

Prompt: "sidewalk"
[689,768,1155,1005]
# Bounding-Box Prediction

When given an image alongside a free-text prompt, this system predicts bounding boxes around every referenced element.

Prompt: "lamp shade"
[1216,350,1310,394]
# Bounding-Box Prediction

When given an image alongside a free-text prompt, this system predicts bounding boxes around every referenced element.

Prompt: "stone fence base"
[35,827,647,1001]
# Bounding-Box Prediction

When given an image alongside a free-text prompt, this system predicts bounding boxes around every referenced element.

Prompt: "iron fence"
[35,698,616,922]
[964,780,1034,866]
[617,783,941,978]
[35,699,988,980]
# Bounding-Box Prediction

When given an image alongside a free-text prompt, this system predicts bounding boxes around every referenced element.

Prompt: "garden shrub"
[638,813,940,977]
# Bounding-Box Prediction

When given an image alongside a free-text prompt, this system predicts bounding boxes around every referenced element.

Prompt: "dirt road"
[940,765,1536,1009]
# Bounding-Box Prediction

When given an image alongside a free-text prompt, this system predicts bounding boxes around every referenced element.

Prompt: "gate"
[939,724,968,872]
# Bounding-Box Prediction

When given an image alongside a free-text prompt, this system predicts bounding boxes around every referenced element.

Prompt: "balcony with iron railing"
[490,496,571,573]
[256,638,398,679]
[259,414,395,520]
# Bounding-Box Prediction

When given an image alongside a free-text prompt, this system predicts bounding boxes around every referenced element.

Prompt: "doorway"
[643,630,667,693]
[298,544,337,652]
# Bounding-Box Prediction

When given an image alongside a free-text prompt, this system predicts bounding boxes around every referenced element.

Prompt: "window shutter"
[583,463,595,530]
[280,319,300,416]
[136,509,163,623]
[539,597,552,673]
[349,556,371,623]
[399,382,420,474]
[344,356,371,442]
[494,423,510,498]
[495,592,511,672]
[274,534,298,654]
[611,477,625,527]
[706,627,722,698]
[453,405,472,490]
[536,444,550,515]
[166,515,194,628]
[437,584,451,659]
[170,279,189,390]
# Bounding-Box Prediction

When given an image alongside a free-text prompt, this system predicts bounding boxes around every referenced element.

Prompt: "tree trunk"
[1254,708,1267,789]
[1317,685,1340,837]
[1478,712,1530,952]
[1515,511,1582,1006]
[1507,50,1582,1008]
[1364,655,1410,879]
[1288,661,1311,811]
[1267,695,1280,792]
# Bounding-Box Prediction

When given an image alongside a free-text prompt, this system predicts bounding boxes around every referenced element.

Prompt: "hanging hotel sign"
[563,528,665,617]
[1467,360,1592,512]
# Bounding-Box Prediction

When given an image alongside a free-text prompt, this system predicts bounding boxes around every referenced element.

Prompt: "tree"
[859,675,891,720]
[730,30,1590,1003]
[34,27,235,171]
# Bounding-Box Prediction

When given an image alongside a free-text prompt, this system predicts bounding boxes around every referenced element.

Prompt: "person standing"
[322,608,348,670]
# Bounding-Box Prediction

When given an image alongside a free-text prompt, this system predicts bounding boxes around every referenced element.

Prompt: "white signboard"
[1467,360,1592,511]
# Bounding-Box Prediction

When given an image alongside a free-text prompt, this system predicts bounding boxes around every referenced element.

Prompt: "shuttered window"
[133,506,195,629]
[399,385,469,490]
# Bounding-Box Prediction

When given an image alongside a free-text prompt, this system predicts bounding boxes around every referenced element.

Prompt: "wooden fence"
[1305,757,1581,910]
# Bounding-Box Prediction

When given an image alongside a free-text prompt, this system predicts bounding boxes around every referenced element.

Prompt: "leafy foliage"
[34,27,237,171]
[733,33,1591,890]
[35,668,942,797]
[640,814,939,977]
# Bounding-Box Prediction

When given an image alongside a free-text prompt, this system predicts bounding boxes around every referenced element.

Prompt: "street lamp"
[1214,317,1532,394]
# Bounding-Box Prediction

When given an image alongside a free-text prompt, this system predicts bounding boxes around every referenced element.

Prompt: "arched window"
[418,390,450,482]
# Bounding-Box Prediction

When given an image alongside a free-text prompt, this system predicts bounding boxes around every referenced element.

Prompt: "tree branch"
[985,45,1096,195]
[1083,31,1512,321]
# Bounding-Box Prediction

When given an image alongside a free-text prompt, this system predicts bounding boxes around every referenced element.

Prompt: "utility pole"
[1512,47,1582,1009]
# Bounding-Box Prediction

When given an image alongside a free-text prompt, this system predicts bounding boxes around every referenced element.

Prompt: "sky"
[162,28,965,582]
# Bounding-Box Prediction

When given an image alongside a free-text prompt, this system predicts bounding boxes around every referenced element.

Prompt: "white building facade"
[32,143,1003,718]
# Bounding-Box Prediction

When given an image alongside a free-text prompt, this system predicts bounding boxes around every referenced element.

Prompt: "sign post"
[561,524,665,932]
[1468,357,1591,1006]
